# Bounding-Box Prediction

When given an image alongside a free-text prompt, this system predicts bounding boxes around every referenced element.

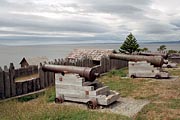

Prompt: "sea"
[0,43,180,68]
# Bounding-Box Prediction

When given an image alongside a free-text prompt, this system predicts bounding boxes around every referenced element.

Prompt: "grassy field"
[15,73,39,81]
[99,66,180,120]
[0,65,180,120]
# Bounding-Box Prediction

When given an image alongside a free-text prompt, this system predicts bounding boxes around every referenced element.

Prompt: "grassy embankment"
[0,64,180,120]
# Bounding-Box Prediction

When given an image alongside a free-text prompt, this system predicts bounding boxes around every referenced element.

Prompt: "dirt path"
[58,97,149,118]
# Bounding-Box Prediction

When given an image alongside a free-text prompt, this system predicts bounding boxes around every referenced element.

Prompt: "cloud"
[0,0,180,45]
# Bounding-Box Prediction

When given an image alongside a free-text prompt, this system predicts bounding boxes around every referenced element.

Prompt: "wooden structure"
[55,73,119,108]
[129,61,169,79]
[67,49,116,65]
[19,57,48,68]
[0,63,54,99]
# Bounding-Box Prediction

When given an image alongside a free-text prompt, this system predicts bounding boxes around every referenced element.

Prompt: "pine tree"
[119,33,139,54]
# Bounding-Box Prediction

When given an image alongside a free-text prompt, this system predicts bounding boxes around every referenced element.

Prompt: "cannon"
[42,64,99,81]
[42,64,119,108]
[109,54,167,67]
[138,52,168,59]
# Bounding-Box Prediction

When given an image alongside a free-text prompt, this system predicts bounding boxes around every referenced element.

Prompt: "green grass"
[107,67,128,77]
[45,86,56,102]
[17,94,40,102]
[100,68,146,97]
[102,78,141,97]
[168,99,180,109]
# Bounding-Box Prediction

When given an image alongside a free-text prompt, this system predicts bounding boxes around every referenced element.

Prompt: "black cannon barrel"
[109,54,167,67]
[42,64,99,81]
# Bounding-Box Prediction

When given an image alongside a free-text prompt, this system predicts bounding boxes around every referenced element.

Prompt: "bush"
[18,94,39,102]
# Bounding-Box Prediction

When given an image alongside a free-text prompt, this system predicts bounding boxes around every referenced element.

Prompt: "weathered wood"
[51,72,55,85]
[4,66,11,98]
[39,66,45,89]
[16,82,23,95]
[36,78,41,90]
[32,78,37,91]
[44,71,48,87]
[15,65,38,78]
[9,63,16,97]
[27,80,33,92]
[106,57,111,72]
[49,72,53,85]
[0,67,5,99]
[47,72,50,86]
[22,81,28,94]
[54,59,58,65]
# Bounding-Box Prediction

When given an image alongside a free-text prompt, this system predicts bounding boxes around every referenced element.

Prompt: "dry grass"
[15,74,39,81]
[1,65,180,120]
[0,87,129,120]
[99,65,180,120]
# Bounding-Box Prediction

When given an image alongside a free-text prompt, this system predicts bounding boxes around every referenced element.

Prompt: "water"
[0,43,179,68]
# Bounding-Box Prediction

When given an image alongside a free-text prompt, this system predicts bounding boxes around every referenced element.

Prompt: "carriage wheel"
[87,99,98,109]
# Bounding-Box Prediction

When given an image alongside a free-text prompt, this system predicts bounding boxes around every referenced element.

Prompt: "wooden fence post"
[9,63,16,97]
[16,82,22,95]
[22,81,28,94]
[0,67,4,99]
[44,71,48,87]
[4,65,11,98]
[39,63,45,89]
[27,80,33,93]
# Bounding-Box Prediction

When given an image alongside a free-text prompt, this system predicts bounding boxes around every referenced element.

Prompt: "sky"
[0,0,180,45]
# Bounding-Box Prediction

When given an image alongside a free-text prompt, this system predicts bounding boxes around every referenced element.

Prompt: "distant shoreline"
[0,41,180,47]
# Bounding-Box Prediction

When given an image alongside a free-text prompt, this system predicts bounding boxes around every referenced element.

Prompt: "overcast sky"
[0,0,180,45]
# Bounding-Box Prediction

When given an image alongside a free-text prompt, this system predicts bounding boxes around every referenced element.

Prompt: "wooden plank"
[36,78,41,90]
[9,63,16,97]
[56,84,94,91]
[44,72,48,87]
[22,81,28,94]
[47,72,50,86]
[4,66,11,98]
[89,86,109,96]
[49,72,53,85]
[32,78,37,91]
[27,80,33,92]
[16,82,23,95]
[0,67,5,99]
[39,66,45,89]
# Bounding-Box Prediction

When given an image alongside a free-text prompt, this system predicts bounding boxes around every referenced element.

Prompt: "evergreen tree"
[119,33,139,54]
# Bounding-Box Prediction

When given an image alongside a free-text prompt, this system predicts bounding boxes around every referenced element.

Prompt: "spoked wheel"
[55,96,64,103]
[131,75,136,78]
[155,75,161,79]
[87,99,98,109]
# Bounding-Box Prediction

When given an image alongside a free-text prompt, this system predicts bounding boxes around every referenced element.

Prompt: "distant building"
[19,56,49,68]
[67,49,116,60]
[67,49,116,65]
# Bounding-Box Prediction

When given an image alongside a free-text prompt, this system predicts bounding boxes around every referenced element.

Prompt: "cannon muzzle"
[42,64,99,81]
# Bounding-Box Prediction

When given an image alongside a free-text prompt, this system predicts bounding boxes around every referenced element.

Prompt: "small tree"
[168,50,178,54]
[138,47,149,52]
[119,33,139,54]
[157,45,166,52]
